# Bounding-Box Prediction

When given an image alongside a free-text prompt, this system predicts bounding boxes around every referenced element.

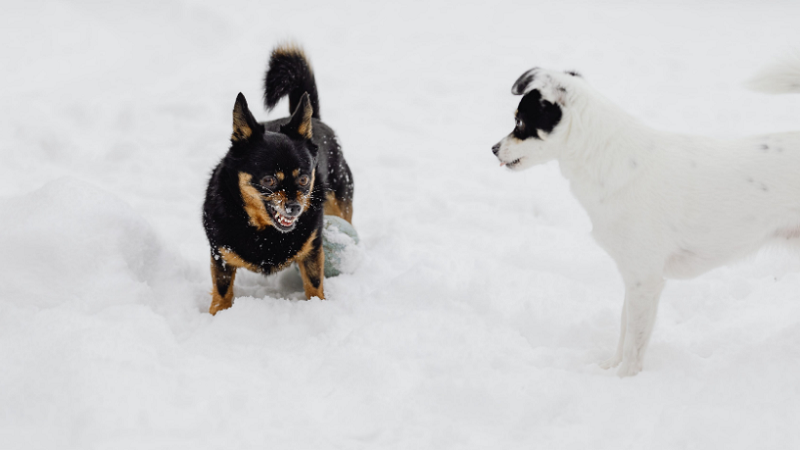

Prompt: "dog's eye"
[297,174,310,187]
[515,118,522,129]
[261,176,277,189]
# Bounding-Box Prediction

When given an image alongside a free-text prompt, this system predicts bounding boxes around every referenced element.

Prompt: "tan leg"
[298,250,324,299]
[292,230,325,299]
[297,245,325,299]
[209,256,237,315]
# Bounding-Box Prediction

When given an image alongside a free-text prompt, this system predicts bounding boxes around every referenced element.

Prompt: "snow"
[2,0,800,448]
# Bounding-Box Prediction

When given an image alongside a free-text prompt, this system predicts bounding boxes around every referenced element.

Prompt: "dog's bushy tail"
[264,43,321,119]
[746,53,800,94]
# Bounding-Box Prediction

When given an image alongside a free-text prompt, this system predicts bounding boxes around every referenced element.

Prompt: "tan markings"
[219,247,261,273]
[297,246,325,300]
[232,103,253,142]
[298,192,311,211]
[276,172,284,181]
[209,256,237,315]
[238,172,273,230]
[298,170,316,212]
[297,99,313,139]
[292,230,318,263]
[294,230,324,299]
[219,245,290,277]
[292,169,300,178]
[270,191,288,209]
[323,191,353,223]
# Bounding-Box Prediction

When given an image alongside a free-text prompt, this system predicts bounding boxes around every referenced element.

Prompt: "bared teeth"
[273,210,295,227]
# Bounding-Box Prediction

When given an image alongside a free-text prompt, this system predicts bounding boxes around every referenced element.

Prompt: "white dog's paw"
[616,360,643,378]
[599,354,622,370]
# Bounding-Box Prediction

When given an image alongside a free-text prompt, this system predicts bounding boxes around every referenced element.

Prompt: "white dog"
[492,58,800,377]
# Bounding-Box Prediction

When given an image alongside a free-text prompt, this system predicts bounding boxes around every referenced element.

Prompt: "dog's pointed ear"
[512,68,538,95]
[280,92,313,140]
[232,93,262,143]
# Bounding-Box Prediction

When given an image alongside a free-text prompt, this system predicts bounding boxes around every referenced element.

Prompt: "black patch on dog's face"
[513,89,562,140]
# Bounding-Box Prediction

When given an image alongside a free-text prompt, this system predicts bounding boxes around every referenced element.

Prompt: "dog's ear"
[512,68,538,95]
[280,92,313,140]
[232,93,262,143]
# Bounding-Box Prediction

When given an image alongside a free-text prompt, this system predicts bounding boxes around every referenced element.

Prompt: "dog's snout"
[285,202,302,216]
[492,143,501,155]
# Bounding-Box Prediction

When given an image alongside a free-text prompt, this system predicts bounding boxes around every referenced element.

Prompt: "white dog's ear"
[512,68,538,95]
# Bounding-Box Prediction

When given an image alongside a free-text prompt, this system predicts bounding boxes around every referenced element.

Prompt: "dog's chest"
[573,178,672,262]
[233,227,314,272]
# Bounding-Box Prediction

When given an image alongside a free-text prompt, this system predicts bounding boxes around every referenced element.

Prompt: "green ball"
[321,215,360,277]
[290,215,360,280]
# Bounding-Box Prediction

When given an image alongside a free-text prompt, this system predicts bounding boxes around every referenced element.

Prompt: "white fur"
[495,61,800,377]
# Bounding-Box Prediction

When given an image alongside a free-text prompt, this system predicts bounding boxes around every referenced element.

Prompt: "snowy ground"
[2,0,800,448]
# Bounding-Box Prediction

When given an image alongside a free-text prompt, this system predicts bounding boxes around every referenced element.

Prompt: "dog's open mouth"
[266,204,299,232]
[501,157,522,168]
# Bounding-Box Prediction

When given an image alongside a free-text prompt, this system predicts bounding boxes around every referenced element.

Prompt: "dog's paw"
[616,360,643,378]
[599,354,622,370]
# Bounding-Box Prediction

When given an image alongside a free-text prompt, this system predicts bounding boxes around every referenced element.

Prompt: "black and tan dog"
[203,44,354,315]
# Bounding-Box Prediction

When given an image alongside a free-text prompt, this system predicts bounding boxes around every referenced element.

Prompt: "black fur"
[203,45,353,309]
[264,46,321,119]
[513,89,562,140]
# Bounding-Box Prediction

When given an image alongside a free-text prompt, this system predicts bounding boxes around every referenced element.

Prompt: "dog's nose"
[285,202,302,216]
[492,143,501,155]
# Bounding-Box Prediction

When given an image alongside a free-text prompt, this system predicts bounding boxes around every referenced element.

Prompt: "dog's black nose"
[492,143,501,155]
[285,202,302,216]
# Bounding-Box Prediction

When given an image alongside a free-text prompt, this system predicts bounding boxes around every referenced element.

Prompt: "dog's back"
[656,57,800,276]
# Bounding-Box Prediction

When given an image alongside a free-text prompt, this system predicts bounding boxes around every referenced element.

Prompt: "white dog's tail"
[746,54,800,94]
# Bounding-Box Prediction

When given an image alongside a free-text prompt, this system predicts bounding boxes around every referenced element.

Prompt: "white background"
[2,0,800,448]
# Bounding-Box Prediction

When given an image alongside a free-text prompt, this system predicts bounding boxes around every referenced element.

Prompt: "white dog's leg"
[616,275,665,377]
[599,295,627,369]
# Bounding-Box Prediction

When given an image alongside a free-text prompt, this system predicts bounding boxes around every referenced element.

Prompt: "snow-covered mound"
[2,178,170,309]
